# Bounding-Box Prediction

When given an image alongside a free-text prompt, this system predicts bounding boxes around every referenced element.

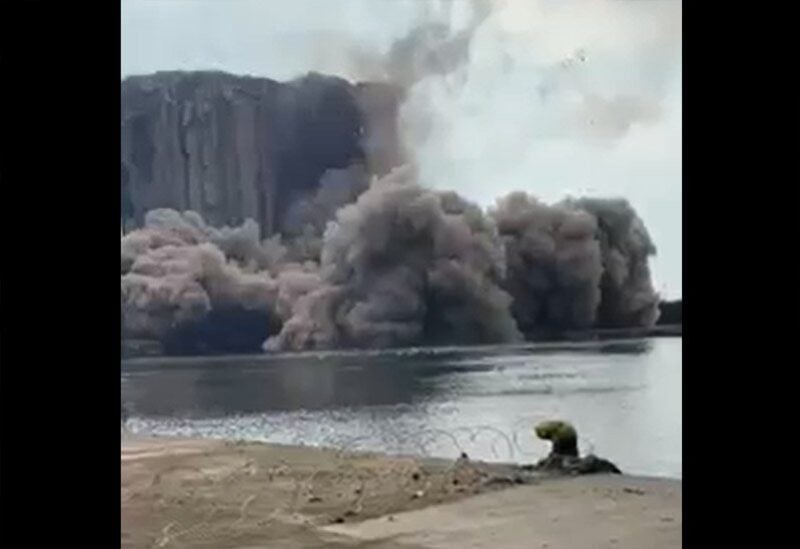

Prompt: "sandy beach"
[121,435,681,548]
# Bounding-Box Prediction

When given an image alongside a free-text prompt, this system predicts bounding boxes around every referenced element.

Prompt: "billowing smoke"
[568,197,660,328]
[134,208,286,272]
[490,193,603,335]
[266,166,522,351]
[281,163,372,262]
[121,207,315,354]
[120,221,281,353]
[122,168,660,352]
[120,0,673,353]
[265,170,659,352]
[384,0,492,89]
[120,166,378,353]
[490,193,659,336]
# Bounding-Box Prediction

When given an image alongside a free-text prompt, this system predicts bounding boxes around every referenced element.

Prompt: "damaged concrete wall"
[121,71,404,236]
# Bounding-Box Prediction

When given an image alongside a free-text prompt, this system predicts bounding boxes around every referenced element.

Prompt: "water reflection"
[124,355,436,416]
[121,347,526,417]
[122,338,680,478]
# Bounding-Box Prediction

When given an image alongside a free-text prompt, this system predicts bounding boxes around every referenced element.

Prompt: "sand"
[121,435,681,548]
[325,475,682,549]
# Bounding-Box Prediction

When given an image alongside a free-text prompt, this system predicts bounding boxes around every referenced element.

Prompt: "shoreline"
[121,435,681,548]
[122,326,682,362]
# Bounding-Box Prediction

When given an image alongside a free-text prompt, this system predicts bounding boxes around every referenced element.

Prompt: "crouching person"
[534,420,621,475]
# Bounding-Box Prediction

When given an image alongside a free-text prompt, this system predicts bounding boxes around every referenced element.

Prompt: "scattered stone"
[411,472,421,481]
[308,496,323,503]
[623,487,646,495]
[412,490,425,499]
[577,455,622,475]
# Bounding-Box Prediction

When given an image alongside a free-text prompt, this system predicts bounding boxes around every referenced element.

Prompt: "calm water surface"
[122,337,682,478]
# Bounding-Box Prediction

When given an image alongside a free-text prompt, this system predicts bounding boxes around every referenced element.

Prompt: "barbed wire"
[138,420,580,548]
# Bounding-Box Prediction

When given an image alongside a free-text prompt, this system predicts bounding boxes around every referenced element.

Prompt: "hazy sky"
[122,0,682,299]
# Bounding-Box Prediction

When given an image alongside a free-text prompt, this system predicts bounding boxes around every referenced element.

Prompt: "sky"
[122,0,682,299]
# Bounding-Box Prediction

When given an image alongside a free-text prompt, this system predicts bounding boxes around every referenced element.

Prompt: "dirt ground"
[121,435,681,549]
[122,435,540,548]
[325,474,682,549]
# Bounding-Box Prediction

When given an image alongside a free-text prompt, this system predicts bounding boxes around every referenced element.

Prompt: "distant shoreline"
[554,324,682,342]
[121,325,681,360]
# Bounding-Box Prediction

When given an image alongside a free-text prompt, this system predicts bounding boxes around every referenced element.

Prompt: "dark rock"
[534,452,621,476]
[576,454,622,475]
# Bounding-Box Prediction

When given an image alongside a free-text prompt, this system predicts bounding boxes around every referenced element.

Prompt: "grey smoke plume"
[490,192,604,334]
[394,0,682,206]
[120,166,368,349]
[138,208,287,272]
[121,172,660,351]
[120,0,673,352]
[266,169,660,351]
[568,197,660,328]
[281,164,372,262]
[489,192,660,334]
[266,166,522,351]
[384,0,493,89]
[121,226,280,342]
